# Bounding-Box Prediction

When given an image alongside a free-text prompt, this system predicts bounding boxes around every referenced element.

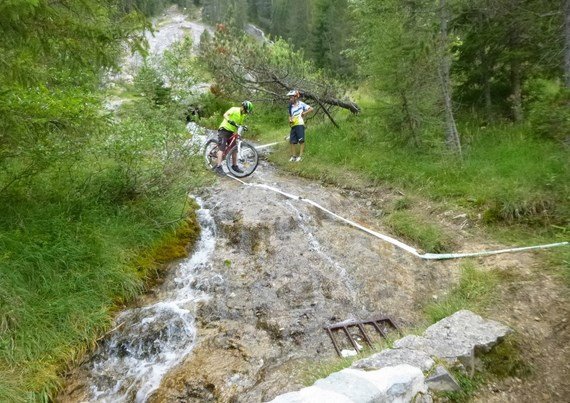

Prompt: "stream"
[86,199,215,402]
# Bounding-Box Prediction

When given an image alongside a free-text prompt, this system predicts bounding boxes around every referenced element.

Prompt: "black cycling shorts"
[289,125,305,144]
[217,128,233,151]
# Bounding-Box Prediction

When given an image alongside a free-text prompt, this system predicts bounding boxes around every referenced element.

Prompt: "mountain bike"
[203,125,259,177]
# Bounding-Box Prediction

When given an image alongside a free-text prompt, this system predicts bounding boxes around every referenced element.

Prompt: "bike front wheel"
[203,139,219,170]
[225,142,259,177]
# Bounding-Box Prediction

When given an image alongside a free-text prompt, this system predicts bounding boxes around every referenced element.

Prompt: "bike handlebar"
[237,125,248,135]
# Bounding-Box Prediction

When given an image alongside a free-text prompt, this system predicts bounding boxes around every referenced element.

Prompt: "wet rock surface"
[263,309,511,402]
[57,159,568,403]
[148,162,459,402]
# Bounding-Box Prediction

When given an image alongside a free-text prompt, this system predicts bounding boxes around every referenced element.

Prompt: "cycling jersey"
[219,107,246,132]
[289,101,311,127]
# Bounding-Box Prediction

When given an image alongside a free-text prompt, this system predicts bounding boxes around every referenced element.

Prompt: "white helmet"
[287,90,300,97]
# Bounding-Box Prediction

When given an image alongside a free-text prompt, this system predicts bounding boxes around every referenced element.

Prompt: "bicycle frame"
[219,126,245,160]
[220,133,239,159]
[204,125,259,177]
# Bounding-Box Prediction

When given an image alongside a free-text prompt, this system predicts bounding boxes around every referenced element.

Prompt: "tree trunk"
[483,74,493,123]
[480,49,494,123]
[510,59,523,122]
[401,91,421,148]
[438,0,462,156]
[564,0,570,88]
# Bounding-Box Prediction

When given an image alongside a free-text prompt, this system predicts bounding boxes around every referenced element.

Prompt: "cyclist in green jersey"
[214,100,254,175]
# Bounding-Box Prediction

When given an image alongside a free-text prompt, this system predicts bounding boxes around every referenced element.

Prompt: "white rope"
[227,175,568,260]
[254,141,281,150]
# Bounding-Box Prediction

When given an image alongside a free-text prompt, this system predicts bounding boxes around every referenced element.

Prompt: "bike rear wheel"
[203,139,219,170]
[225,142,259,177]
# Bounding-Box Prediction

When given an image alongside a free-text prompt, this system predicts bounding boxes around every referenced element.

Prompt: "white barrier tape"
[255,141,281,150]
[227,175,568,261]
[419,242,570,260]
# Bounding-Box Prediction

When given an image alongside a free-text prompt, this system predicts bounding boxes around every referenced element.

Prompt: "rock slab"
[266,365,426,403]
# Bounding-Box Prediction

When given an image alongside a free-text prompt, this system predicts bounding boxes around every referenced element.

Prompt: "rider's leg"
[216,129,231,168]
[230,150,244,173]
[216,149,223,167]
[289,127,298,161]
[290,143,297,160]
[289,126,299,162]
[296,126,306,160]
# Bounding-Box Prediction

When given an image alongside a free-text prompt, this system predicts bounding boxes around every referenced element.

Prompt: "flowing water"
[81,12,221,401]
[85,199,216,402]
[284,200,357,303]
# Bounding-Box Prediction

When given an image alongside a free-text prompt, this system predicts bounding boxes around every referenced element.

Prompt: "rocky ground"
[149,161,567,402]
[57,158,568,402]
[146,161,461,402]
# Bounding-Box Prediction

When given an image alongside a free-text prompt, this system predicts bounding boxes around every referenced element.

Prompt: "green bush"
[527,81,570,143]
[0,87,206,400]
[133,65,172,106]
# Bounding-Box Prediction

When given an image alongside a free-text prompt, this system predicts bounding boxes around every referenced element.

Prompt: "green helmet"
[242,100,254,114]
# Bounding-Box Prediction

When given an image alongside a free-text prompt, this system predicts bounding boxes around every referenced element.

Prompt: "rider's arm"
[223,111,235,127]
[302,105,314,117]
[224,108,244,128]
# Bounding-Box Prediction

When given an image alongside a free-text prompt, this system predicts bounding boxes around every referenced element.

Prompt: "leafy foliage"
[0,86,102,192]
[0,0,149,191]
[312,0,355,78]
[198,23,355,122]
[0,2,207,400]
[0,0,148,85]
[452,0,564,121]
[202,0,249,29]
[120,0,196,16]
[424,263,499,323]
[102,99,199,201]
[350,0,443,146]
[527,82,570,143]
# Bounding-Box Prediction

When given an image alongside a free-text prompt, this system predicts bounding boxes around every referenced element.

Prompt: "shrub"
[527,81,570,144]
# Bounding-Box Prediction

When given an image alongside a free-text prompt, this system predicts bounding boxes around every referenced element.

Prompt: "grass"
[0,176,202,401]
[299,331,403,387]
[0,94,207,401]
[267,108,569,279]
[299,356,356,386]
[424,262,500,323]
[436,336,532,402]
[384,210,455,253]
[280,112,568,226]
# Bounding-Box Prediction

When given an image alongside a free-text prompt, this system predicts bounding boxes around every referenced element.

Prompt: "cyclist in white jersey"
[287,90,313,162]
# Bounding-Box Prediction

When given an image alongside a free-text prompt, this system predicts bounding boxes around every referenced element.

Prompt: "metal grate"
[324,316,401,357]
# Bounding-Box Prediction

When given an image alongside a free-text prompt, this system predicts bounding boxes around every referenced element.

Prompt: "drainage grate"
[324,316,401,357]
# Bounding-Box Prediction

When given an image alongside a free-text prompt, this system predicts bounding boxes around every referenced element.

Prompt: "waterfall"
[85,198,216,402]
